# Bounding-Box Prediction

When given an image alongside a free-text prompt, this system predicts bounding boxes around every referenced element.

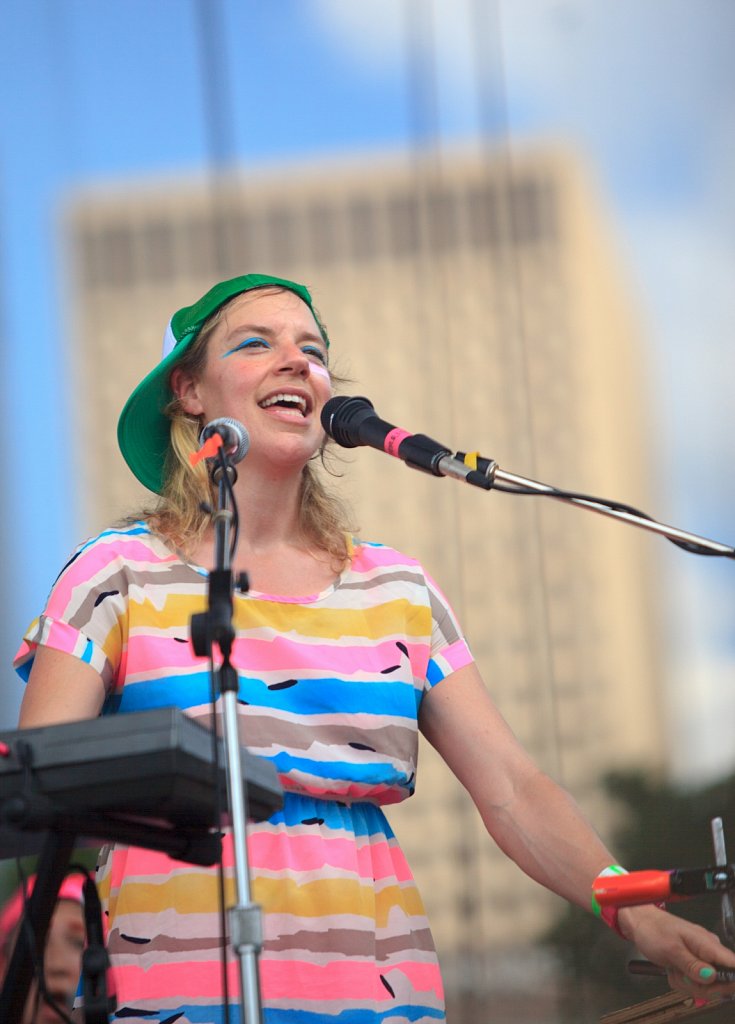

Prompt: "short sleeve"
[13,531,130,692]
[423,571,474,690]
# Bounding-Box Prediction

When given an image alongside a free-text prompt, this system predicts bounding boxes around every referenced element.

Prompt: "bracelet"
[591,864,628,940]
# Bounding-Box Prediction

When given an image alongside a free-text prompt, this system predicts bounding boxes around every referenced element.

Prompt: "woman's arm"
[19,646,106,727]
[419,662,735,999]
[420,662,613,906]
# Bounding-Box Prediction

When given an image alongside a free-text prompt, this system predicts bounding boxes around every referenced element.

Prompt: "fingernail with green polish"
[699,966,715,980]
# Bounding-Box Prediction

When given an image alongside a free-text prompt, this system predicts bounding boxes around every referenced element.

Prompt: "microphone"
[197,417,250,465]
[321,396,492,489]
[593,865,735,908]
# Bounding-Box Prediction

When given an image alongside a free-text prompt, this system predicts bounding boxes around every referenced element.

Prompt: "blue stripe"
[426,657,452,686]
[16,660,32,682]
[110,674,420,718]
[77,521,151,555]
[274,794,396,836]
[271,751,411,788]
[81,638,95,664]
[266,1008,445,1023]
[109,672,214,712]
[118,1002,444,1023]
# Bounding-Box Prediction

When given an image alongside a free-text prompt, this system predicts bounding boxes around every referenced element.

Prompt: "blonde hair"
[139,289,353,569]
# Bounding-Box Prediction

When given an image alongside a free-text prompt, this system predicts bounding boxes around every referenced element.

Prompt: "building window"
[511,178,541,244]
[96,225,135,287]
[348,199,377,262]
[266,208,297,267]
[426,188,458,251]
[511,177,557,244]
[388,193,420,258]
[182,217,216,278]
[466,184,500,248]
[141,220,175,282]
[79,229,102,289]
[308,204,339,265]
[226,210,258,271]
[211,212,240,277]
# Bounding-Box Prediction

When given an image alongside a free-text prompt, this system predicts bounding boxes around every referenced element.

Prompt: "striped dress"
[15,522,474,1024]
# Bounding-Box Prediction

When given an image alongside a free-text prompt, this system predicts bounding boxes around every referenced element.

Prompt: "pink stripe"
[111,958,443,1001]
[41,620,82,657]
[123,634,426,679]
[383,428,411,458]
[262,958,443,999]
[350,544,420,571]
[111,960,233,1000]
[47,538,175,616]
[230,635,424,675]
[252,782,397,806]
[437,638,473,674]
[98,833,413,884]
[244,833,413,882]
[282,780,404,803]
[124,635,203,673]
[13,639,32,667]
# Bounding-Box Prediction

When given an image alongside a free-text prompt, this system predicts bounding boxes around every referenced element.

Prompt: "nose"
[276,342,310,377]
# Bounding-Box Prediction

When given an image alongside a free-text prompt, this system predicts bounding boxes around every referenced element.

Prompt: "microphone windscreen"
[321,396,375,448]
[199,418,250,464]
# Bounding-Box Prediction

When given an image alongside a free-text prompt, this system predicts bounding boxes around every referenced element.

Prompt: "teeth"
[259,393,307,414]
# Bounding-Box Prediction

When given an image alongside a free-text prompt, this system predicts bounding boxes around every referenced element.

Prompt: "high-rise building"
[64,145,665,1002]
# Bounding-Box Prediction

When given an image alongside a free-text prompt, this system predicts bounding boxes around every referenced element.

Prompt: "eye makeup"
[221,337,269,358]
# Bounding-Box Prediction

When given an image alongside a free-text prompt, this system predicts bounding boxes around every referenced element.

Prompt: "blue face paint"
[301,345,329,365]
[221,336,270,358]
[221,336,329,366]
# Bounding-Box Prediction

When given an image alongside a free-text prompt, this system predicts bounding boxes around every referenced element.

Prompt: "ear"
[170,366,205,417]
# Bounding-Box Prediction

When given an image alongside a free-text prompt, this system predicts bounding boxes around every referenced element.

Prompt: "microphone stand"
[190,447,263,1024]
[321,397,732,556]
[441,451,735,557]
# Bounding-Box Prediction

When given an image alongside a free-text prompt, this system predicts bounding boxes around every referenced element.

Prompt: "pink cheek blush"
[309,362,332,392]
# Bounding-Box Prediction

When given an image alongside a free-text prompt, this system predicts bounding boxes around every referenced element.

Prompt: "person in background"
[14,273,735,1022]
[0,873,86,1024]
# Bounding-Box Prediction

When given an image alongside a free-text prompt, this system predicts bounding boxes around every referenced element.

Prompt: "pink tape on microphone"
[384,428,411,457]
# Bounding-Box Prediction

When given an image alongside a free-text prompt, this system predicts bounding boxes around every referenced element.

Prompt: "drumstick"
[628,959,735,984]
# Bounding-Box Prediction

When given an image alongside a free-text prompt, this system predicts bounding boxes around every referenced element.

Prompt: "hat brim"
[117,342,191,494]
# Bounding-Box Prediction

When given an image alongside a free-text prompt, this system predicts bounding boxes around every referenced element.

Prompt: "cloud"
[312,0,735,208]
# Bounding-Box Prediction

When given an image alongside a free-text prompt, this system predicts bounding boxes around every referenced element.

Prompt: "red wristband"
[599,903,627,939]
[592,865,628,939]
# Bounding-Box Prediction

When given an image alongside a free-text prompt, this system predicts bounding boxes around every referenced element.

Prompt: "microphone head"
[199,417,250,464]
[321,395,375,448]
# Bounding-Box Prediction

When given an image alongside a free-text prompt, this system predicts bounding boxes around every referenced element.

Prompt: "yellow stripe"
[256,877,426,926]
[129,595,431,641]
[104,874,425,926]
[100,613,126,668]
[128,592,207,630]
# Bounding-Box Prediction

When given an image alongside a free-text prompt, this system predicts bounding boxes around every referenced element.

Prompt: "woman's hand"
[619,903,735,1004]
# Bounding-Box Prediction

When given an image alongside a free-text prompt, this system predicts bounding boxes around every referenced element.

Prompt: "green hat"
[117,273,329,494]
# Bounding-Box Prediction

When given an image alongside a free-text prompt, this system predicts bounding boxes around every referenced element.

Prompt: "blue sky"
[1,0,734,777]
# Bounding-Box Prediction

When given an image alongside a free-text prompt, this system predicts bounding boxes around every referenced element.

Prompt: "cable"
[489,480,734,558]
[195,0,239,277]
[469,0,566,786]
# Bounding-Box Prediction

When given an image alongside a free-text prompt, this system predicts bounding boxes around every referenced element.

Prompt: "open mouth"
[258,393,310,417]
